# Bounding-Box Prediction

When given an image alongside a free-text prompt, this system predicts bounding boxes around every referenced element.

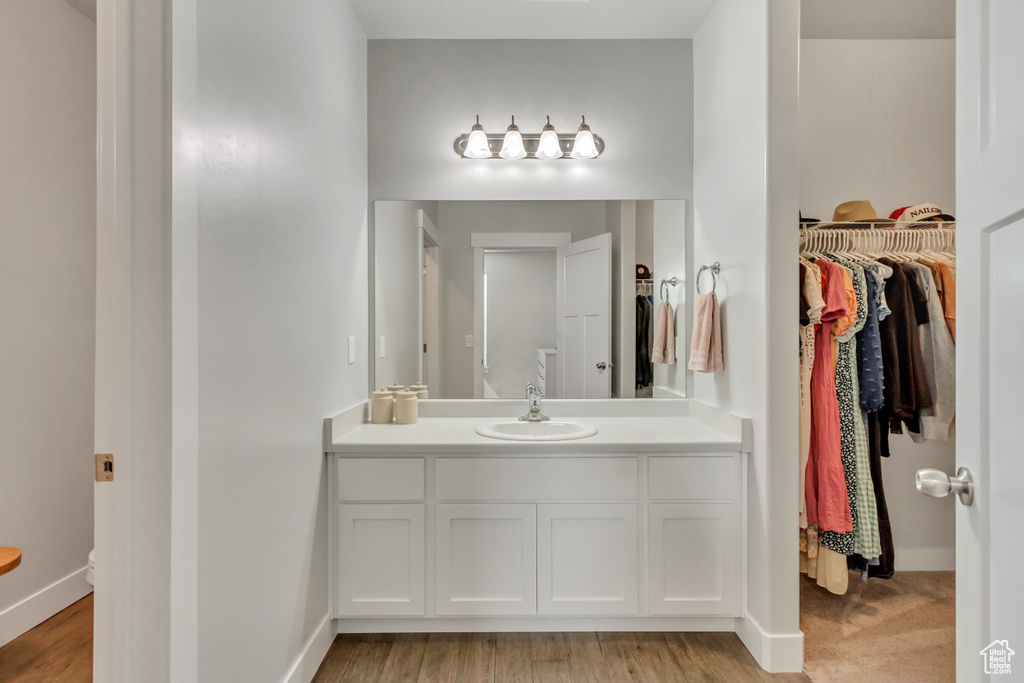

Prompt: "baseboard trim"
[0,566,92,648]
[734,613,804,673]
[895,548,955,571]
[281,614,334,683]
[333,616,737,633]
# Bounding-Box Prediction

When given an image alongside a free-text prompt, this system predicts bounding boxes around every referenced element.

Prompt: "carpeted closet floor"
[800,571,955,682]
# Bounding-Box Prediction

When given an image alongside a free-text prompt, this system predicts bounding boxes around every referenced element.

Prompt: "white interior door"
[556,233,612,398]
[955,2,1024,680]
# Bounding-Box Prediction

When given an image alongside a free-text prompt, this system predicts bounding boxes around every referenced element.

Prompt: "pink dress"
[805,260,853,534]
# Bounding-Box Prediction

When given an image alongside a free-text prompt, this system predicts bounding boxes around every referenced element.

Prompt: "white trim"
[473,247,484,397]
[470,232,572,249]
[333,616,737,632]
[0,567,91,648]
[416,209,440,246]
[281,614,334,683]
[895,548,956,572]
[170,0,200,679]
[734,612,804,673]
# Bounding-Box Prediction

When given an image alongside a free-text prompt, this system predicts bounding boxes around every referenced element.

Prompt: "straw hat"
[813,200,894,228]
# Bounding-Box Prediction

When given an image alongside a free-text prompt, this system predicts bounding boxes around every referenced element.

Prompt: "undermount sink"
[475,420,598,442]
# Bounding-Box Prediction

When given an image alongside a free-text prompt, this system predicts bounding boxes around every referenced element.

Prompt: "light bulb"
[463,115,491,159]
[499,116,527,160]
[570,115,600,159]
[535,116,562,160]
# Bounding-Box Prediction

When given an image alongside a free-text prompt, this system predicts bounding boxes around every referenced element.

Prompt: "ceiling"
[64,0,96,22]
[63,0,955,40]
[801,0,954,39]
[348,0,717,39]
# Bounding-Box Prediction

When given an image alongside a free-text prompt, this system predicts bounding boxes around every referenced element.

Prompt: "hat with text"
[891,203,955,224]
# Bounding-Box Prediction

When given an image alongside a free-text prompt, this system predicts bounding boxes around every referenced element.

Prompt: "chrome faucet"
[519,383,550,422]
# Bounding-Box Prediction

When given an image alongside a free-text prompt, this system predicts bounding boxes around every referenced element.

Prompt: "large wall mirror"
[373,200,688,399]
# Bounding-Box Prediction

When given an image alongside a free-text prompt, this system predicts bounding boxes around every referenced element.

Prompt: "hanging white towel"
[651,302,676,364]
[688,292,724,373]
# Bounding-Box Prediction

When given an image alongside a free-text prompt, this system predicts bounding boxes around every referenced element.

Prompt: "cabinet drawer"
[337,458,424,501]
[648,455,739,501]
[436,457,637,501]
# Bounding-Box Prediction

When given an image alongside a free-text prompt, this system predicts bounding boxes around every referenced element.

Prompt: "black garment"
[636,295,654,388]
[866,411,895,578]
[799,263,811,326]
[850,411,896,578]
[878,260,933,434]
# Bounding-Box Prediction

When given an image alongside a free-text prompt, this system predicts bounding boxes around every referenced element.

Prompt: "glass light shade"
[536,129,562,160]
[570,128,599,159]
[464,128,491,159]
[499,128,527,160]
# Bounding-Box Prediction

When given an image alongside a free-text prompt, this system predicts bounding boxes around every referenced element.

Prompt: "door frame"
[417,210,440,390]
[470,232,571,398]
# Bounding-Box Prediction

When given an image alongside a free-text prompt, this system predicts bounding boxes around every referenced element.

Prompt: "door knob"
[916,467,974,506]
[596,362,614,370]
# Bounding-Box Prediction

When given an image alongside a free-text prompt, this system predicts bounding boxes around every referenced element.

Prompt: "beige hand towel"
[651,302,676,364]
[688,292,724,373]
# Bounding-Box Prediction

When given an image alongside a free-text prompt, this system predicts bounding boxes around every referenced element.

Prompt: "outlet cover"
[347,337,356,364]
[465,335,474,348]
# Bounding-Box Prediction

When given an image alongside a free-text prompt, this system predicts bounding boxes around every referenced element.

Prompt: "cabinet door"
[436,504,537,615]
[336,504,425,616]
[648,503,741,616]
[537,503,638,615]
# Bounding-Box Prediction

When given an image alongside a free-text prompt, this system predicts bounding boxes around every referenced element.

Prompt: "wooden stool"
[0,547,22,576]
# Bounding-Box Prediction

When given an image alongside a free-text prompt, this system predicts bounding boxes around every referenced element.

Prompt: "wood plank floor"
[312,632,810,683]
[0,593,93,682]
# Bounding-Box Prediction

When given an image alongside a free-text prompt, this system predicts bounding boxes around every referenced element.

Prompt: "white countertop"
[327,415,743,454]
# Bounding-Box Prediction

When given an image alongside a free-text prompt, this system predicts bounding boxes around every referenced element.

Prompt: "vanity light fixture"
[463,116,492,159]
[535,116,562,160]
[570,115,600,159]
[453,115,604,159]
[499,116,528,160]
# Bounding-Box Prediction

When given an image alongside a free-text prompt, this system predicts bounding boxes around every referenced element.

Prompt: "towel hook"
[696,262,721,295]
[660,277,680,302]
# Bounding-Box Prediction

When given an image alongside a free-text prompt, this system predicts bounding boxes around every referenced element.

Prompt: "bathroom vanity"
[325,399,750,632]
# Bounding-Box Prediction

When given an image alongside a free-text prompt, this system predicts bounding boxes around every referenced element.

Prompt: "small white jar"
[387,382,406,398]
[395,390,418,425]
[408,382,428,399]
[371,388,394,424]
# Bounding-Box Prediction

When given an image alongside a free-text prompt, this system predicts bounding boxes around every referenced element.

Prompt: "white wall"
[693,0,803,671]
[374,201,437,391]
[434,201,610,398]
[193,0,368,681]
[0,0,95,646]
[800,39,957,567]
[635,201,655,271]
[484,250,557,398]
[368,40,693,202]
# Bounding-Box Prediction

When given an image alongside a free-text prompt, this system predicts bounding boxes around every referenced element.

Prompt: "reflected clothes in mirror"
[636,295,654,389]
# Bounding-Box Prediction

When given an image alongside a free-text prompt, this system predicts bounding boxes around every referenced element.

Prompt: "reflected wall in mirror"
[373,200,687,399]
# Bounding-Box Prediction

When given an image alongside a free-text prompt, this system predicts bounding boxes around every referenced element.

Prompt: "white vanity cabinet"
[334,458,426,616]
[330,449,744,624]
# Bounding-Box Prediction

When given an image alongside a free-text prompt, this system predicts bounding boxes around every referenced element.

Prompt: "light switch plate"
[347,337,356,364]
[465,335,474,348]
[379,336,386,359]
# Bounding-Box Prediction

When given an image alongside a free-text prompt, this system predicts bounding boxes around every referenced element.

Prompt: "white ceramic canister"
[408,382,428,399]
[395,390,418,425]
[371,388,394,424]
[387,382,406,397]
